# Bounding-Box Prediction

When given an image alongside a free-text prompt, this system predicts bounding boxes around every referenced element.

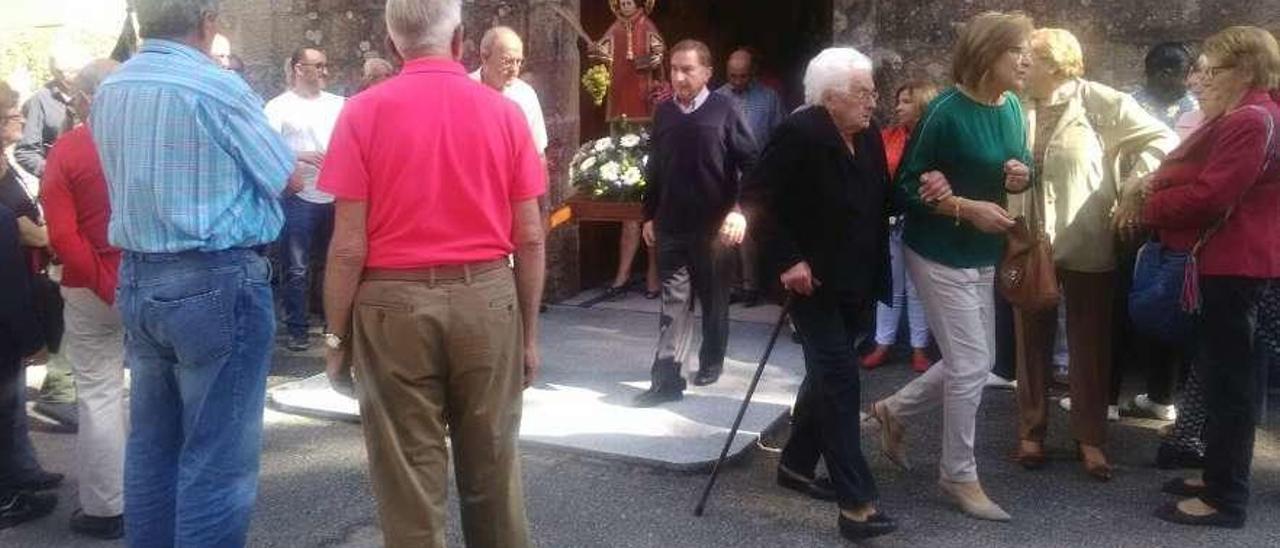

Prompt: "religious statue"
[591,0,666,123]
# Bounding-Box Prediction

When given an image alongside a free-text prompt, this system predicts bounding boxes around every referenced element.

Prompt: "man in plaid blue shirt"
[716,48,783,306]
[90,1,296,545]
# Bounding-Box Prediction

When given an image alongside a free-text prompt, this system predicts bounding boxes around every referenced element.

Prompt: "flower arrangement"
[570,126,650,202]
[582,64,611,107]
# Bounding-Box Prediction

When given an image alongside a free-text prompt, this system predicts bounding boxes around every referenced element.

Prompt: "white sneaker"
[1059,398,1119,422]
[984,372,1016,390]
[1133,394,1178,421]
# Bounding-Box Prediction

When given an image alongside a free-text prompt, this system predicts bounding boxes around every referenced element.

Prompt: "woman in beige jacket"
[1011,28,1179,480]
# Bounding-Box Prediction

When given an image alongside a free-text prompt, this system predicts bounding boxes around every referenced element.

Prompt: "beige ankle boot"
[870,400,909,470]
[938,479,1011,522]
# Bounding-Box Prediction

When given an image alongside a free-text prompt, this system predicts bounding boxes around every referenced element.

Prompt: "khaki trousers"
[352,266,528,548]
[62,287,126,517]
[1014,269,1115,446]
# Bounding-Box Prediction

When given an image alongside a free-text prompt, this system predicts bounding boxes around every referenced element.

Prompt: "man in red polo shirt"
[317,1,545,546]
[39,59,125,540]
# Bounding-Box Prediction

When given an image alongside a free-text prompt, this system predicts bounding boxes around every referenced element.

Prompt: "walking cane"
[693,295,794,517]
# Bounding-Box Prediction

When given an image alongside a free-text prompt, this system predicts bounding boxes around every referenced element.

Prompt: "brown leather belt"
[363,258,511,283]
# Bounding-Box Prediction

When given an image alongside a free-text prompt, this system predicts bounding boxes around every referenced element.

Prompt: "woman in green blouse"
[867,11,1034,522]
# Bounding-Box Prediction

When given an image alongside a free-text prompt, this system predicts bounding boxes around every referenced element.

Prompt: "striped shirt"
[715,81,784,146]
[91,39,295,253]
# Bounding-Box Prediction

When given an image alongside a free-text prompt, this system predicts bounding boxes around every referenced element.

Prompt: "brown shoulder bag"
[998,186,1060,311]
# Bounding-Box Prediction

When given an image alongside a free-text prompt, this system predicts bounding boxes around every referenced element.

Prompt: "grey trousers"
[649,230,732,390]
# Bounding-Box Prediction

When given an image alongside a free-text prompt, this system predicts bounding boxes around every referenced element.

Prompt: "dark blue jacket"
[0,203,44,361]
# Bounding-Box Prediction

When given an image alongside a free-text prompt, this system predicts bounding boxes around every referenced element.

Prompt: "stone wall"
[835,0,1280,97]
[217,0,582,300]
[217,0,1280,300]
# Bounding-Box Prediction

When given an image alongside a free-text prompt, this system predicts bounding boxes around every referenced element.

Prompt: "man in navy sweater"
[635,39,759,407]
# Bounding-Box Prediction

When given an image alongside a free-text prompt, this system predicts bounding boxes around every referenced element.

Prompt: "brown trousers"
[1014,269,1115,446]
[351,266,528,548]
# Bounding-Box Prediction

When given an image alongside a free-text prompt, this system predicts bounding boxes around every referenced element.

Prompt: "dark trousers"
[993,286,1017,381]
[650,231,731,390]
[279,196,334,339]
[0,356,42,496]
[1197,276,1268,518]
[1111,245,1182,405]
[781,293,879,509]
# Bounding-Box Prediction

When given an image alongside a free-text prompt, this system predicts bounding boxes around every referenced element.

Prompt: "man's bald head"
[478,26,525,90]
[727,48,756,91]
[211,34,232,69]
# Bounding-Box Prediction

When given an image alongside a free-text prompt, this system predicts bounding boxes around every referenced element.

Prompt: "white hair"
[385,0,463,56]
[803,47,874,106]
[135,0,220,40]
[480,26,522,58]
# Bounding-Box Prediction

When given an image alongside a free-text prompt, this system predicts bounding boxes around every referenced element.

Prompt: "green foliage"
[0,27,116,94]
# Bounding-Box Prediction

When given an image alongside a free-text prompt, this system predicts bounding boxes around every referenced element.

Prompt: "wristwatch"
[323,333,344,350]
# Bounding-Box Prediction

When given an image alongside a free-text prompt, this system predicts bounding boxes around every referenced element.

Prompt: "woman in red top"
[862,80,939,372]
[1136,26,1280,529]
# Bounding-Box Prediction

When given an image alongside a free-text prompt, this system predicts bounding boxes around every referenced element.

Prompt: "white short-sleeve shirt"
[470,69,548,155]
[264,90,346,204]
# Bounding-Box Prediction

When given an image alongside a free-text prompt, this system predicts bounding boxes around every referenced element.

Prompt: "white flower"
[593,138,613,152]
[641,155,649,167]
[579,156,597,171]
[599,161,620,182]
[620,134,641,148]
[621,166,642,186]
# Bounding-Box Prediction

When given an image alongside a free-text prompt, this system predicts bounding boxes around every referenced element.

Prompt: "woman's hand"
[1114,175,1154,242]
[780,261,820,296]
[961,199,1016,234]
[918,171,953,203]
[1004,159,1031,193]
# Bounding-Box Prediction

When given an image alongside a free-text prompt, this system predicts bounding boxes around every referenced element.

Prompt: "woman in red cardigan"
[1135,26,1280,529]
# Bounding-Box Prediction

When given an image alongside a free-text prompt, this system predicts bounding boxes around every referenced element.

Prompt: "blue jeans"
[118,249,274,548]
[279,197,333,338]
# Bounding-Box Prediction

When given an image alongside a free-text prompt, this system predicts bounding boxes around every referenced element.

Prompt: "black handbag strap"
[1190,104,1277,257]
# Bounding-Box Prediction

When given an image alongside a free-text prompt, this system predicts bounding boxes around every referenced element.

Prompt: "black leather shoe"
[777,468,837,501]
[692,367,722,386]
[1156,445,1205,470]
[632,388,683,408]
[0,492,57,530]
[602,285,629,300]
[1154,501,1245,529]
[838,511,898,541]
[15,470,64,492]
[1161,478,1207,498]
[70,509,124,540]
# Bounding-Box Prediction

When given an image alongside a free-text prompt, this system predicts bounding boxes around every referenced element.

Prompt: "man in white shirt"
[264,47,345,351]
[471,26,548,157]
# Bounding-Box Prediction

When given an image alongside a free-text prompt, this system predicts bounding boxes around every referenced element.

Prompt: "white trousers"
[875,227,931,348]
[885,249,995,483]
[62,287,126,517]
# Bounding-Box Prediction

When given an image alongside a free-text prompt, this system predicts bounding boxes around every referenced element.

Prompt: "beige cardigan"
[1014,79,1179,272]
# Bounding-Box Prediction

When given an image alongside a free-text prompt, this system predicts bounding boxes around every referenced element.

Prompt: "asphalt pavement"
[5,303,1280,547]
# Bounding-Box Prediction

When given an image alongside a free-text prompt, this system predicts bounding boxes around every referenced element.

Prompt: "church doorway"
[574,0,833,290]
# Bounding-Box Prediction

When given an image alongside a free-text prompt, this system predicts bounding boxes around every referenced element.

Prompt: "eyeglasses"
[496,57,524,69]
[847,88,878,102]
[2,114,22,124]
[1204,64,1236,80]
